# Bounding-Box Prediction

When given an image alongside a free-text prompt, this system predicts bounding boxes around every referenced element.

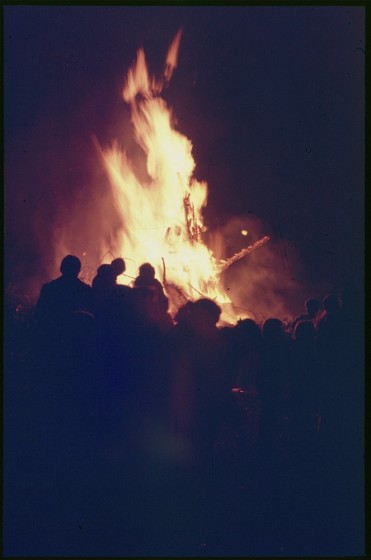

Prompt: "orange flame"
[99,31,253,321]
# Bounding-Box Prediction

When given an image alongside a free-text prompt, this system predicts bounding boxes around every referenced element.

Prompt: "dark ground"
[3,304,365,557]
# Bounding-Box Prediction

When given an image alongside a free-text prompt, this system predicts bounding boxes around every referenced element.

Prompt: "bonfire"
[98,31,269,321]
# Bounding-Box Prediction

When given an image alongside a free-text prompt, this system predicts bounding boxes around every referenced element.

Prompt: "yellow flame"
[100,31,234,319]
[164,29,183,82]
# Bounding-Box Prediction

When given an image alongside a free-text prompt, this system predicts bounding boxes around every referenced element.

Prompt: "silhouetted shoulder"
[35,255,93,326]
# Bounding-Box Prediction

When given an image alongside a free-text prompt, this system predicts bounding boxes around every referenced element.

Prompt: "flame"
[99,31,247,321]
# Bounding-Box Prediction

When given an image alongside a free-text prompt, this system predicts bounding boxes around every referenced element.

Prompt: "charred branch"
[219,235,270,272]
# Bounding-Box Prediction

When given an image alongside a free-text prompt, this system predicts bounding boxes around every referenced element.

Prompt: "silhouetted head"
[111,258,126,277]
[262,318,284,340]
[97,264,112,276]
[235,318,262,342]
[305,298,321,316]
[174,301,194,326]
[60,255,81,278]
[138,262,155,279]
[294,320,316,343]
[192,298,221,328]
[233,319,262,348]
[323,293,341,313]
[93,264,115,290]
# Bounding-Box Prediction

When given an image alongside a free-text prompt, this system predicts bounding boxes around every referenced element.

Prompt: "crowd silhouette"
[4,254,364,556]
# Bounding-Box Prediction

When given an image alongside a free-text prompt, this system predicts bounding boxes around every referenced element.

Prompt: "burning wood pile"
[97,31,270,322]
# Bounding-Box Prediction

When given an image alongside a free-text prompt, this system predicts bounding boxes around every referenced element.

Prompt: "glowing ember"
[98,31,268,321]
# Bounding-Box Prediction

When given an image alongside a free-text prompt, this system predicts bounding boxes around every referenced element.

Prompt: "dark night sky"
[4,5,365,315]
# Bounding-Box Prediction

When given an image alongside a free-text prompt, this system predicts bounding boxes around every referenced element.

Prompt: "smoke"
[5,37,347,319]
[5,102,333,321]
[5,100,314,322]
[4,93,135,305]
[208,215,309,324]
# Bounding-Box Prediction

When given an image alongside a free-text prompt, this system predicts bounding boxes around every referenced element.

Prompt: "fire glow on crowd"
[4,9,364,558]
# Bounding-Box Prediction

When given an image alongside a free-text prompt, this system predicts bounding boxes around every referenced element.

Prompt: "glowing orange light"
[98,32,269,323]
[98,31,236,320]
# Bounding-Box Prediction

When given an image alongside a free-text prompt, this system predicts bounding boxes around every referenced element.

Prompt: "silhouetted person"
[339,279,364,444]
[35,255,93,332]
[93,257,132,329]
[93,257,133,392]
[134,263,167,306]
[173,300,194,330]
[317,289,362,457]
[168,298,231,478]
[316,293,348,451]
[231,318,263,391]
[292,298,321,330]
[130,286,158,329]
[338,279,364,525]
[316,293,343,367]
[92,264,116,317]
[92,258,131,321]
[222,319,263,460]
[111,257,126,280]
[92,264,115,291]
[290,320,320,456]
[133,262,172,332]
[101,257,134,327]
[258,318,292,455]
[315,290,363,545]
